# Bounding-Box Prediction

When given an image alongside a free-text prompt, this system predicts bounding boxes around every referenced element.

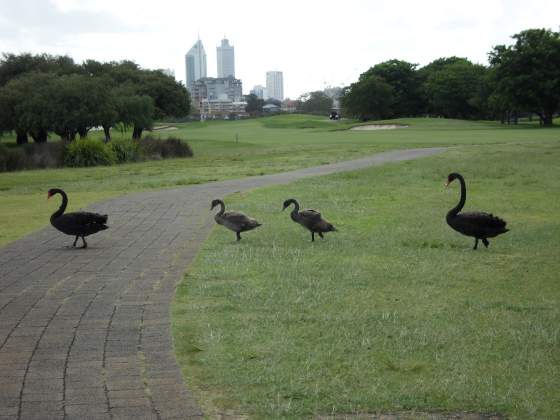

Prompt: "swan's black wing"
[222,211,261,231]
[456,211,508,237]
[55,212,108,235]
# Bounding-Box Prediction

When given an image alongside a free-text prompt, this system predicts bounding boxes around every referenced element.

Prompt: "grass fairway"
[0,116,558,246]
[173,141,560,419]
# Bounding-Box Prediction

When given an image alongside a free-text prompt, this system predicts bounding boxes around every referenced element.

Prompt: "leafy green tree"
[137,70,190,119]
[0,72,56,143]
[421,57,489,119]
[297,91,333,114]
[489,28,560,126]
[245,93,264,114]
[0,53,77,87]
[340,75,394,120]
[117,95,155,139]
[360,60,424,116]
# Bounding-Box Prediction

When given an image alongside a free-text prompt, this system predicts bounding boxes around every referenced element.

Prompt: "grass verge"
[173,141,560,419]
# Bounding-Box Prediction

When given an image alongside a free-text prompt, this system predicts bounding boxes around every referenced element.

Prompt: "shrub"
[138,136,193,160]
[108,138,139,163]
[64,139,116,167]
[0,142,65,172]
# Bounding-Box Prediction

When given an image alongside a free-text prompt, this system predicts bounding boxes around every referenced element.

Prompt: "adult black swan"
[211,199,262,241]
[48,188,108,248]
[282,198,336,242]
[445,173,508,250]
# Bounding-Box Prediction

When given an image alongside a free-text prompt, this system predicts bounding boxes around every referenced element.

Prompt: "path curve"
[0,147,444,419]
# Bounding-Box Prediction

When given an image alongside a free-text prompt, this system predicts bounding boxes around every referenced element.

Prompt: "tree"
[117,95,155,139]
[297,91,333,114]
[245,93,264,114]
[0,52,76,87]
[340,75,394,120]
[137,70,190,119]
[489,28,560,126]
[360,60,424,116]
[0,72,56,143]
[421,57,489,119]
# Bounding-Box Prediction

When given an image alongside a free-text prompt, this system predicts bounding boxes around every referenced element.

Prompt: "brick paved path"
[0,148,444,419]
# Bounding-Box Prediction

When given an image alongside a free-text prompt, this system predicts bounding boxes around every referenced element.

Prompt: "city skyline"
[1,0,560,98]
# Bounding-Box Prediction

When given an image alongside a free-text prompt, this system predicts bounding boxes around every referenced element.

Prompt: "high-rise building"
[250,85,266,99]
[217,38,235,78]
[266,71,284,100]
[185,39,207,90]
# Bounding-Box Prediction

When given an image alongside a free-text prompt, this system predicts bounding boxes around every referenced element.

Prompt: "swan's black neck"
[285,199,300,218]
[448,174,466,218]
[214,200,225,216]
[51,189,68,219]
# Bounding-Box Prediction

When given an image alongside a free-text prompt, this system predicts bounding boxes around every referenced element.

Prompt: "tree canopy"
[0,53,191,143]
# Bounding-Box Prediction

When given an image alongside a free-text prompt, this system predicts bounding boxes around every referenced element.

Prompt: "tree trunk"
[16,130,28,145]
[542,110,554,126]
[30,128,48,143]
[78,127,89,139]
[103,125,111,142]
[132,126,143,139]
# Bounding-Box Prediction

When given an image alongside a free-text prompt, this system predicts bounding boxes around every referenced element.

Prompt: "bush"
[0,142,65,172]
[108,138,139,163]
[64,139,116,167]
[138,136,193,160]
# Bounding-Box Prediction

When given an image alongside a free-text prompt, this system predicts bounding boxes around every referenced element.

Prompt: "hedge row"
[0,136,193,172]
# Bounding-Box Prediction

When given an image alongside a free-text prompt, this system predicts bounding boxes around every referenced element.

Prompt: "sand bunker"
[350,124,408,130]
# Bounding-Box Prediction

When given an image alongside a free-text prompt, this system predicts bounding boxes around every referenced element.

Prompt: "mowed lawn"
[173,141,560,419]
[0,115,557,246]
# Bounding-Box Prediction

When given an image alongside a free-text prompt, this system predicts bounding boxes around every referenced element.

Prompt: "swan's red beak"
[47,191,52,199]
[445,181,450,188]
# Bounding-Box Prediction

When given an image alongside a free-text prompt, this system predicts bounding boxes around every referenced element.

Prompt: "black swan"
[445,173,509,250]
[211,199,262,241]
[48,188,108,248]
[282,198,336,242]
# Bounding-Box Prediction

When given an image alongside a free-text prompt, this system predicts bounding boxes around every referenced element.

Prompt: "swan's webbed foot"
[80,236,88,249]
[318,232,324,239]
[236,232,241,241]
[311,232,315,242]
[473,238,479,250]
[482,238,489,248]
[72,236,79,247]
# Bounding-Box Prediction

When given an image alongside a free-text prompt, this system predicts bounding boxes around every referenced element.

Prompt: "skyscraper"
[217,38,235,78]
[266,71,284,100]
[185,39,207,89]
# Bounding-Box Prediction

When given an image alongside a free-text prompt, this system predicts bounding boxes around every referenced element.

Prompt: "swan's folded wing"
[223,211,260,228]
[461,211,507,230]
[72,212,108,226]
[300,209,322,220]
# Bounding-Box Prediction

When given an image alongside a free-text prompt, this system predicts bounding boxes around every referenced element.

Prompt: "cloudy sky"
[0,0,558,98]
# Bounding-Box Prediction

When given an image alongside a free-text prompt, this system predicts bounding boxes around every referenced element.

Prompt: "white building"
[266,71,284,100]
[217,38,235,78]
[185,39,207,90]
[250,85,267,99]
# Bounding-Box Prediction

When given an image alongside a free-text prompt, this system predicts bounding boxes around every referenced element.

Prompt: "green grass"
[1,115,558,246]
[173,141,560,419]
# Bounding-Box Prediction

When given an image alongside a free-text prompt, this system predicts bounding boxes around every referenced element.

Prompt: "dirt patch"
[152,125,178,131]
[350,124,408,130]
[316,411,504,419]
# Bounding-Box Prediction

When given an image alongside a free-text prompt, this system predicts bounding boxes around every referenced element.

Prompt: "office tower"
[185,39,207,89]
[217,38,235,78]
[250,85,266,99]
[266,71,284,100]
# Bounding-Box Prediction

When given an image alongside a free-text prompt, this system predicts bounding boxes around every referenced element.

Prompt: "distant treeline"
[306,28,558,126]
[0,54,191,144]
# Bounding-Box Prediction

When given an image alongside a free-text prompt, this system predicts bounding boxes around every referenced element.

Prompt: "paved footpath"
[0,148,444,420]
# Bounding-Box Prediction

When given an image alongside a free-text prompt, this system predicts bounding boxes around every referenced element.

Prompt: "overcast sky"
[0,0,559,98]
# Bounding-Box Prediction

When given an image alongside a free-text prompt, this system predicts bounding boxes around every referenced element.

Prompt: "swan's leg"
[81,236,87,249]
[236,232,241,241]
[311,232,315,242]
[318,232,324,239]
[72,236,79,247]
[482,238,489,248]
[473,238,479,250]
